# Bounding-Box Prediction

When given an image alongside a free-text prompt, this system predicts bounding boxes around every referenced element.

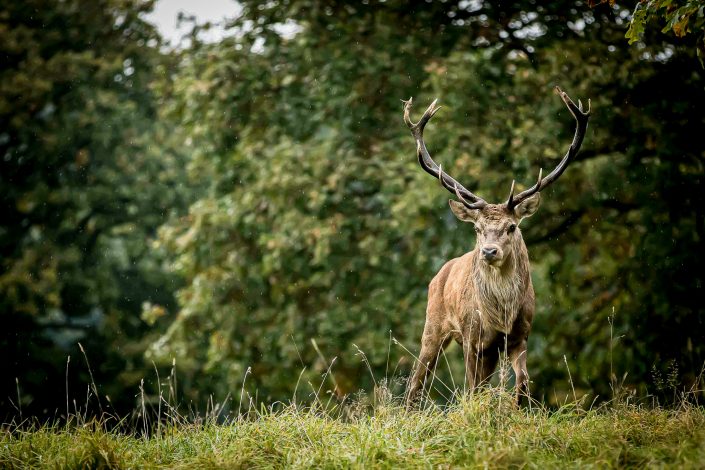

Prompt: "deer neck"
[472,237,529,333]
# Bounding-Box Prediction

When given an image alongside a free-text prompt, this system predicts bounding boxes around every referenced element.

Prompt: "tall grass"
[3,333,705,468]
[2,392,704,468]
[3,379,705,468]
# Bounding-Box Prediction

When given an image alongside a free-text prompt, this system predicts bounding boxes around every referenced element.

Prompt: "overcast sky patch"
[145,0,241,45]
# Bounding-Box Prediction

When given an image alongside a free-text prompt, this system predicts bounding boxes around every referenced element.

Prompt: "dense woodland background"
[1,0,704,420]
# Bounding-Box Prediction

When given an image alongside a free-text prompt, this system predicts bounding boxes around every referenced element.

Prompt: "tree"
[149,1,704,406]
[624,0,705,64]
[0,0,192,418]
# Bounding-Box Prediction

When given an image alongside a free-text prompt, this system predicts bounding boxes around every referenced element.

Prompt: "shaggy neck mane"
[472,235,530,334]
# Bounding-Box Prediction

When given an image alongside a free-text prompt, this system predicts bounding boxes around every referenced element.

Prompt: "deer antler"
[403,98,487,210]
[506,86,591,209]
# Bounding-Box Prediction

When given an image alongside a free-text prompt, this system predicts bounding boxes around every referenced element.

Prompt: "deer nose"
[481,246,498,260]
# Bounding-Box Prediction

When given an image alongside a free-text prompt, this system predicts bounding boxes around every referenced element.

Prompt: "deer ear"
[513,192,541,219]
[449,200,480,223]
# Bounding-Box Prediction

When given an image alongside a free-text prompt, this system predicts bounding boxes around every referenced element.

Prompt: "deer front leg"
[406,326,449,409]
[461,313,496,393]
[509,339,529,406]
[463,341,479,393]
[463,342,499,393]
[477,347,500,386]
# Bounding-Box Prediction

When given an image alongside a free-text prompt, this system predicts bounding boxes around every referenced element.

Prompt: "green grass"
[3,389,704,469]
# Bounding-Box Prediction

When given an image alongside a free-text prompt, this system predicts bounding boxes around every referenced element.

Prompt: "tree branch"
[525,199,638,245]
[525,209,586,245]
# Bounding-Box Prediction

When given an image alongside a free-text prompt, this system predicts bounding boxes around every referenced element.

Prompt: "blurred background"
[1,0,703,420]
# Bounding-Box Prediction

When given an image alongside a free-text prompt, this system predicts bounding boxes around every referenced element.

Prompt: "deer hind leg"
[406,327,450,409]
[509,339,529,406]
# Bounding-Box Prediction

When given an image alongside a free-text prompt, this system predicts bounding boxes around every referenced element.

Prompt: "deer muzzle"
[481,245,502,264]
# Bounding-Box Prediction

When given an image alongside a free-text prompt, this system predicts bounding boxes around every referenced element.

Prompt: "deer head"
[402,86,591,268]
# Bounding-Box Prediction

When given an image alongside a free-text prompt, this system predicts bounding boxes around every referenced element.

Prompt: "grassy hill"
[3,388,704,469]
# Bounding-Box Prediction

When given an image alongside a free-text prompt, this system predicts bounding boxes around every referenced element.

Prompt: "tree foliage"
[148,1,705,405]
[2,0,703,417]
[0,0,192,417]
[621,0,705,64]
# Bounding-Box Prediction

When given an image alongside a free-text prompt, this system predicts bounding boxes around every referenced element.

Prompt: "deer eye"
[508,224,517,234]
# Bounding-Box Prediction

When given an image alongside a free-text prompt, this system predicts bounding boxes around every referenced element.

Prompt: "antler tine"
[507,87,591,210]
[403,98,441,135]
[506,180,516,208]
[534,167,543,191]
[507,168,543,207]
[454,182,486,210]
[403,98,487,209]
[433,164,486,210]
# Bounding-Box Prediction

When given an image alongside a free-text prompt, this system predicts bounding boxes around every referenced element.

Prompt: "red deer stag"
[403,86,591,407]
